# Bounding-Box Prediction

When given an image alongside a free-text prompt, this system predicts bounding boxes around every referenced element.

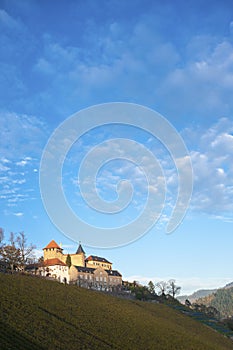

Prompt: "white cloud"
[0,9,20,29]
[26,17,233,122]
[159,37,233,117]
[0,112,48,159]
[13,212,24,217]
[34,57,54,75]
[0,112,47,211]
[182,117,233,216]
[0,163,10,171]
[0,153,39,210]
[1,157,11,164]
[16,160,28,167]
[12,179,26,185]
[62,115,233,226]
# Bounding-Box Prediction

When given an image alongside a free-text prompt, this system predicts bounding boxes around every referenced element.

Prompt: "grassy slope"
[0,274,233,350]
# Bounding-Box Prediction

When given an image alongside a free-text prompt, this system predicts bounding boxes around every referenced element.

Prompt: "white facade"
[39,263,69,283]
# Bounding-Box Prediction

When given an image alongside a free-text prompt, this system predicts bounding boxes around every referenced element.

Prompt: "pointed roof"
[43,240,62,250]
[76,243,85,255]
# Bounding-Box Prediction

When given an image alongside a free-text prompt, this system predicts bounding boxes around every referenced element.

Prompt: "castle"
[32,240,122,291]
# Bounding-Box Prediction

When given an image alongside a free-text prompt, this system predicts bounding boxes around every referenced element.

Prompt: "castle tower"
[71,242,86,267]
[43,240,63,261]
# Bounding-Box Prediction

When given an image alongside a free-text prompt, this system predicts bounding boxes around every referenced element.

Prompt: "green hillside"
[1,274,233,350]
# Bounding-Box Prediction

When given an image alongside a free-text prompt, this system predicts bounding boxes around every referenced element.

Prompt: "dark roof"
[76,243,85,254]
[75,266,95,274]
[106,270,122,277]
[25,263,39,270]
[74,265,121,277]
[85,255,112,264]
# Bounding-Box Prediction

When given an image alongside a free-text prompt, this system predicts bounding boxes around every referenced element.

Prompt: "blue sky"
[1,0,233,294]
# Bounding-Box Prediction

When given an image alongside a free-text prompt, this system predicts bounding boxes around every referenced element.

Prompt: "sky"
[1,0,233,294]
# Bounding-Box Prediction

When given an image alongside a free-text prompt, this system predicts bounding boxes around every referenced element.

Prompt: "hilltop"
[178,282,233,305]
[225,282,233,289]
[178,289,218,304]
[178,282,233,319]
[197,286,233,319]
[1,274,233,350]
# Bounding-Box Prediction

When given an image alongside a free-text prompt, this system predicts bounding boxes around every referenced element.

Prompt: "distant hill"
[178,289,217,304]
[178,281,233,305]
[1,274,233,350]
[225,282,233,289]
[197,286,233,319]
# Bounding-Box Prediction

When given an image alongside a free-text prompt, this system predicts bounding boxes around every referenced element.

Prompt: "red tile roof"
[43,258,66,266]
[43,240,61,250]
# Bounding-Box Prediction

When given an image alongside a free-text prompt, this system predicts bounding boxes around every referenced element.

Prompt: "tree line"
[125,279,181,301]
[0,228,36,272]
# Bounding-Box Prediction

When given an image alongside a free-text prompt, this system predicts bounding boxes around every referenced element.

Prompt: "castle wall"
[69,265,78,282]
[70,254,85,267]
[108,275,122,287]
[42,265,69,283]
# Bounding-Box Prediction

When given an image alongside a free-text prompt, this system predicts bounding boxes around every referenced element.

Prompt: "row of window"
[79,274,119,283]
[43,266,66,271]
[90,261,111,269]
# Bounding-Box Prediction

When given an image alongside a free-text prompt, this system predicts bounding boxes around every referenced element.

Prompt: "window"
[96,277,99,281]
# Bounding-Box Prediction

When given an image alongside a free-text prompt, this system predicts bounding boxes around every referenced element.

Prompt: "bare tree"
[0,231,36,272]
[0,228,5,270]
[38,256,44,263]
[1,244,21,272]
[155,281,169,296]
[16,232,36,269]
[0,227,4,245]
[0,233,20,272]
[168,279,181,298]
[9,232,15,246]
